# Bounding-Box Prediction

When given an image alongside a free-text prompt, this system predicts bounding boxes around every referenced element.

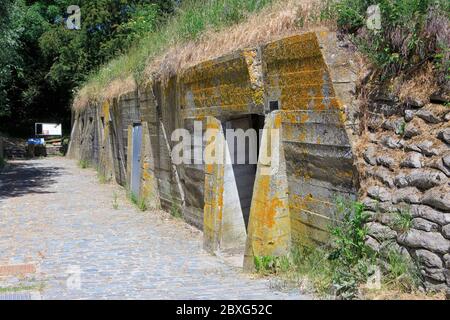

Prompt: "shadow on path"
[0,160,63,200]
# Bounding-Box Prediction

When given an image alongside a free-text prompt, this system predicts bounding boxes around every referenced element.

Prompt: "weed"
[137,197,147,212]
[392,209,413,233]
[253,201,422,299]
[170,201,182,218]
[128,191,137,204]
[334,0,450,82]
[254,255,292,275]
[78,159,89,169]
[328,197,374,299]
[397,121,406,136]
[128,191,147,212]
[383,249,421,291]
[97,172,108,184]
[112,192,119,210]
[0,282,45,294]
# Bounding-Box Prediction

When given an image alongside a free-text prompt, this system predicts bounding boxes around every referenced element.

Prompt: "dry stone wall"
[360,90,450,291]
[68,31,449,292]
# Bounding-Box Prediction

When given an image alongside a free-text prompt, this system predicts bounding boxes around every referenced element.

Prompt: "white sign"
[36,123,62,136]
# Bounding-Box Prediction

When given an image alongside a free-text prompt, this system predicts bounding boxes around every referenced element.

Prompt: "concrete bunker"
[224,114,265,227]
[68,31,360,268]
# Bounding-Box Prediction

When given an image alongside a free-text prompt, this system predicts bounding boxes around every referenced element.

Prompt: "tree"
[0,0,175,136]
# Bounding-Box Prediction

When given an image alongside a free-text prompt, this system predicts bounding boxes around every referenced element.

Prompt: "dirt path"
[0,157,309,300]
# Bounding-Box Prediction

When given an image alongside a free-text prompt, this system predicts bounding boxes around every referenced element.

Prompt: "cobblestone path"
[0,158,310,300]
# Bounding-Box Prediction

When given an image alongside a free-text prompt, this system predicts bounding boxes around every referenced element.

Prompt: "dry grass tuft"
[397,62,439,104]
[74,0,334,110]
[145,0,333,83]
[73,76,137,111]
[362,287,446,300]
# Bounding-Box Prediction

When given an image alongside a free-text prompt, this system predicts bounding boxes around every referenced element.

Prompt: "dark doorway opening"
[224,114,265,227]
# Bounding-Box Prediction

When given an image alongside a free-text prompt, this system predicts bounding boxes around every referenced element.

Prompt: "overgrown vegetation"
[0,280,46,294]
[170,201,182,218]
[334,0,449,83]
[112,192,119,210]
[97,171,109,184]
[78,159,89,169]
[392,209,413,233]
[77,0,275,106]
[0,1,175,136]
[254,198,421,300]
[128,191,147,211]
[383,248,421,291]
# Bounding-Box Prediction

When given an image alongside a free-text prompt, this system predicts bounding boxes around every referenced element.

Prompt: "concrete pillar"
[244,112,291,271]
[140,121,161,209]
[203,116,247,255]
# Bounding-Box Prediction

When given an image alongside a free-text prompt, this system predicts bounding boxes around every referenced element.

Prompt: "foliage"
[137,197,147,211]
[392,209,413,233]
[0,0,174,136]
[128,191,147,211]
[78,159,89,168]
[328,197,374,299]
[383,249,421,291]
[333,0,450,82]
[112,192,119,210]
[254,198,423,299]
[254,255,292,275]
[170,202,182,218]
[97,171,108,184]
[81,0,274,101]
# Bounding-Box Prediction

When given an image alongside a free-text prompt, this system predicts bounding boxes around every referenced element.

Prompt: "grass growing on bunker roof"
[73,0,334,110]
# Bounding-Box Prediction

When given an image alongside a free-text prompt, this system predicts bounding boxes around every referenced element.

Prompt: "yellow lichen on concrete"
[244,113,291,271]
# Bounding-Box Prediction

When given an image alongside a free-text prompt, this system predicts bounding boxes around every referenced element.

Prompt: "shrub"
[383,249,421,291]
[78,159,89,169]
[253,198,423,299]
[334,0,450,82]
[112,192,119,210]
[328,197,374,299]
[392,209,413,233]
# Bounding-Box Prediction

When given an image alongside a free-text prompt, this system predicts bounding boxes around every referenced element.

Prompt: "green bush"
[383,249,421,291]
[78,159,89,169]
[328,197,374,299]
[253,198,422,299]
[334,0,450,81]
[392,209,413,233]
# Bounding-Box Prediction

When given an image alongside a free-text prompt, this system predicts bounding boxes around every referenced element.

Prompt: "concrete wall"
[68,31,359,265]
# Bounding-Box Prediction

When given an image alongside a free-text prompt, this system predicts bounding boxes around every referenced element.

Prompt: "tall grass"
[76,0,275,107]
[254,198,421,299]
[334,0,450,82]
[74,0,332,109]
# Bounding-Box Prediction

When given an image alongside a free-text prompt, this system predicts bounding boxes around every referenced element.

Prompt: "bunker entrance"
[224,114,265,227]
[130,123,143,198]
